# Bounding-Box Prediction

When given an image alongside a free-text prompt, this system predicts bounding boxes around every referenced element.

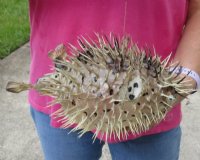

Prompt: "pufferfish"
[6,33,195,141]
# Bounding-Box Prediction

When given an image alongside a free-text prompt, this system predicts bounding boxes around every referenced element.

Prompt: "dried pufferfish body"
[6,34,195,141]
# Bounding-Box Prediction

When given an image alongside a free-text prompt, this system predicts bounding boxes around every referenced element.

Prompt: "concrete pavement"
[0,43,200,160]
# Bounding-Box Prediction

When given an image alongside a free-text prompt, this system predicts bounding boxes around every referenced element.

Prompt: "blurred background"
[0,0,29,59]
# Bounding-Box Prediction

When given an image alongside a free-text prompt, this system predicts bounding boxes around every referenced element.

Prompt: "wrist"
[169,66,200,89]
[178,73,197,89]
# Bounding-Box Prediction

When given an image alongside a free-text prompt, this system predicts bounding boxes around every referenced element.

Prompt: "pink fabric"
[28,0,188,143]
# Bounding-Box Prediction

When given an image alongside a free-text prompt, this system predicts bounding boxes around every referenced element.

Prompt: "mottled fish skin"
[6,34,195,142]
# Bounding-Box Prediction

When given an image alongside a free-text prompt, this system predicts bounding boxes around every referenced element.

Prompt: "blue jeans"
[30,106,181,160]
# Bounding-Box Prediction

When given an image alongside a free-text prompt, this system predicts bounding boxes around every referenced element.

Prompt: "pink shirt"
[28,0,188,143]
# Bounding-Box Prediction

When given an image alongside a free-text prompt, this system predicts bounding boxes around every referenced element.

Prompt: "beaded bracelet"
[169,66,200,89]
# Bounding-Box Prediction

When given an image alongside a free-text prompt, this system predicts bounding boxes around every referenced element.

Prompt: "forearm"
[174,0,200,75]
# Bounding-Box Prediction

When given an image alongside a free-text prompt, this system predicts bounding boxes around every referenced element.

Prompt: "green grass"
[0,0,30,59]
